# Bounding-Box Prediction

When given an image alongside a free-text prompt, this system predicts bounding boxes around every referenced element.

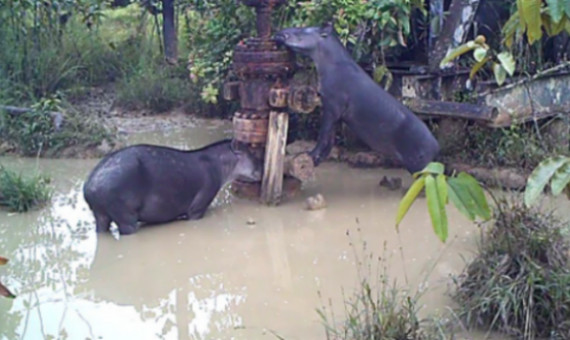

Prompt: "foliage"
[115,63,195,112]
[396,162,491,243]
[0,166,51,213]
[0,256,16,299]
[525,155,570,207]
[442,0,570,85]
[453,197,570,338]
[186,0,425,104]
[0,96,114,157]
[317,239,448,339]
[439,121,562,172]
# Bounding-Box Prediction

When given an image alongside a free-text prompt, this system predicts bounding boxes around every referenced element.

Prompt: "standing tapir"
[83,140,261,235]
[275,23,440,174]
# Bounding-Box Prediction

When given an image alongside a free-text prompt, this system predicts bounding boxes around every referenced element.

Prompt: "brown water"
[0,117,553,340]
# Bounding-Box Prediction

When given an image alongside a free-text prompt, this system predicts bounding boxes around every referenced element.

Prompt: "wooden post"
[261,111,289,205]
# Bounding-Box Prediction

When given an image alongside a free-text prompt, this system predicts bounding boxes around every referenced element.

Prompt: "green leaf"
[525,156,570,207]
[547,0,565,23]
[396,176,426,227]
[457,172,491,220]
[497,52,516,76]
[436,174,448,204]
[425,175,448,243]
[517,0,527,30]
[493,63,507,86]
[502,12,521,48]
[447,179,475,221]
[523,0,543,44]
[565,0,570,18]
[473,47,488,62]
[439,41,478,67]
[470,56,491,79]
[414,162,445,178]
[551,161,570,195]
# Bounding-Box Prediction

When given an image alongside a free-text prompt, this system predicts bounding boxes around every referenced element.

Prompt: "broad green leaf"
[440,41,478,67]
[547,0,565,23]
[0,257,7,265]
[566,0,570,18]
[517,0,527,30]
[497,52,516,76]
[470,56,491,79]
[502,12,521,48]
[551,161,570,195]
[425,175,448,243]
[523,0,543,44]
[396,176,426,227]
[551,15,567,35]
[447,179,475,221]
[457,172,491,220]
[473,47,488,62]
[414,162,445,178]
[525,156,569,207]
[0,281,16,299]
[493,63,507,86]
[436,174,448,204]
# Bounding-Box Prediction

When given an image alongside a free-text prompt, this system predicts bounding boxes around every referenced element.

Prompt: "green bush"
[453,197,570,338]
[0,166,51,213]
[0,97,114,157]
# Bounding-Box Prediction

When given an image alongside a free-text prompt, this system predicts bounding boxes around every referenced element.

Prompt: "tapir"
[274,23,440,174]
[83,140,261,235]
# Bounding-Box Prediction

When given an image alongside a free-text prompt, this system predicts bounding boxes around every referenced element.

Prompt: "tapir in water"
[274,23,440,174]
[83,140,261,235]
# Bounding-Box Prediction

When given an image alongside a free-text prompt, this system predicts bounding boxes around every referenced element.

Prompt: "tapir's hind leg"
[94,211,112,233]
[106,205,140,235]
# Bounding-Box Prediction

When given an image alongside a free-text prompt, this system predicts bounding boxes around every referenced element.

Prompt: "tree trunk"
[162,0,178,64]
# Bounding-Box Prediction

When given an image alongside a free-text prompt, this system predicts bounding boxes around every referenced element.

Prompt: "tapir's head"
[274,22,336,56]
[231,145,262,183]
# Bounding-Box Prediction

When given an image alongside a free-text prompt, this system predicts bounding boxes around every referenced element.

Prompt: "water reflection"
[1,123,549,339]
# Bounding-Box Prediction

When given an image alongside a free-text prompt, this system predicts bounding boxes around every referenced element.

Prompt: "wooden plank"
[261,111,289,205]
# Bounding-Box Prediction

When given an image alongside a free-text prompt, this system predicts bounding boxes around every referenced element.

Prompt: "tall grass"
[317,237,449,340]
[453,196,570,338]
[0,166,51,213]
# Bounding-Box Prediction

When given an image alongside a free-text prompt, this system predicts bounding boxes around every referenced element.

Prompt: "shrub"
[453,197,570,338]
[0,166,51,213]
[0,97,114,157]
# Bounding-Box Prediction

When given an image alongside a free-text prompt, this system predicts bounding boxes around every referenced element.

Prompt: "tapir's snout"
[273,32,287,46]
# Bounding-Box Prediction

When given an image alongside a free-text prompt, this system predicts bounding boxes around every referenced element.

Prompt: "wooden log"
[0,105,64,130]
[284,152,315,182]
[261,111,289,205]
[403,98,498,122]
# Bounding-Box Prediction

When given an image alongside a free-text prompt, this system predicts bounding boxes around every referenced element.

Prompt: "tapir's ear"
[320,21,334,37]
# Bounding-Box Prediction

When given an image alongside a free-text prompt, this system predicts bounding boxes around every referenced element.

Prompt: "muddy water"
[0,116,553,340]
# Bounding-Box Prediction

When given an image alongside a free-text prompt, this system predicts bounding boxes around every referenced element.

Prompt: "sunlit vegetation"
[0,166,51,212]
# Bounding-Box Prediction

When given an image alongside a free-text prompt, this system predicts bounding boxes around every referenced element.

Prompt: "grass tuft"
[318,237,449,340]
[0,166,52,213]
[453,196,570,339]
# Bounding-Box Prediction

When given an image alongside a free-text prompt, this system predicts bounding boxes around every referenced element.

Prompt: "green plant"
[453,197,570,338]
[317,239,448,339]
[440,0,570,85]
[0,256,16,299]
[0,96,114,157]
[396,162,491,243]
[525,155,570,207]
[0,166,52,213]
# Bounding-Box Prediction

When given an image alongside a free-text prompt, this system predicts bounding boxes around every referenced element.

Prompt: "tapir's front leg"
[309,100,341,166]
